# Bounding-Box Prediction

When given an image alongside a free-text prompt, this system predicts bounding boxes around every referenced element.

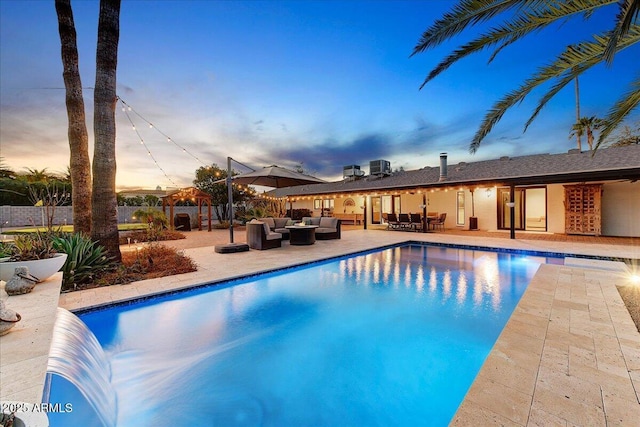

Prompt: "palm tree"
[570,116,604,151]
[60,166,72,184]
[55,0,92,234]
[21,168,51,183]
[608,121,640,146]
[91,0,122,261]
[0,157,15,179]
[412,0,640,153]
[574,76,582,150]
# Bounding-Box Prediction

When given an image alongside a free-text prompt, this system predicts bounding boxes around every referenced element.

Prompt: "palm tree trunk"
[91,0,121,261]
[586,127,594,151]
[55,0,92,234]
[574,76,582,150]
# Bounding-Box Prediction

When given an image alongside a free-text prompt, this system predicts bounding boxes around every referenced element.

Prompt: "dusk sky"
[1,0,637,190]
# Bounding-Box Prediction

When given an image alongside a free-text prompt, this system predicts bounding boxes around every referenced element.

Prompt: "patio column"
[227,156,234,243]
[422,194,427,233]
[509,184,515,239]
[363,196,368,230]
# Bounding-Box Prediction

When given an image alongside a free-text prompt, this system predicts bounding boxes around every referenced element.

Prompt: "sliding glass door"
[498,187,546,231]
[372,197,382,224]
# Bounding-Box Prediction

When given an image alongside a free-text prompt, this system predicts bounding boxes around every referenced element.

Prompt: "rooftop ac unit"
[369,160,391,176]
[343,164,365,179]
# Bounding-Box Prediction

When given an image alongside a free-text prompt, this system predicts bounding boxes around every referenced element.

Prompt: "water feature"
[46,308,117,427]
[46,243,562,426]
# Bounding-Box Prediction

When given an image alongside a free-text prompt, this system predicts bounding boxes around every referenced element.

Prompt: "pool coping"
[451,261,640,425]
[2,230,639,425]
[0,275,62,404]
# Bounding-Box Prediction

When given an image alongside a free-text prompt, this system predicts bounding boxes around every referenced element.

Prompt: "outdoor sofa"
[302,216,341,240]
[246,220,282,250]
[258,217,292,240]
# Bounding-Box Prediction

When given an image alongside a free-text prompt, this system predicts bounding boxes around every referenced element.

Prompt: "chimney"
[439,152,448,181]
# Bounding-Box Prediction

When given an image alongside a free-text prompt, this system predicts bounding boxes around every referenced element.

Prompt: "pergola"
[161,187,212,231]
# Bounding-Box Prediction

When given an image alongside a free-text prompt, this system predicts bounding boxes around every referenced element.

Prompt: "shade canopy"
[232,165,326,188]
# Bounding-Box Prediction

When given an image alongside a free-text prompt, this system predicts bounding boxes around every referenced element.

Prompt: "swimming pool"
[46,243,563,426]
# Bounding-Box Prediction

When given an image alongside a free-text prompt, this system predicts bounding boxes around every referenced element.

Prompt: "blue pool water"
[46,244,562,426]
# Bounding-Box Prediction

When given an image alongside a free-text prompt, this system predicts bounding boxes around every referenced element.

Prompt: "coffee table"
[285,225,318,245]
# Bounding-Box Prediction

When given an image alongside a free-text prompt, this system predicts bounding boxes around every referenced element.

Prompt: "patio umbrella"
[216,159,326,251]
[232,165,326,188]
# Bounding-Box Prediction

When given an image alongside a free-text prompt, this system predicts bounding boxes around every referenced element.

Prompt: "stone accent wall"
[0,205,219,228]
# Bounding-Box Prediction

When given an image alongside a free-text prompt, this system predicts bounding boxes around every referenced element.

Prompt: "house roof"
[272,145,640,197]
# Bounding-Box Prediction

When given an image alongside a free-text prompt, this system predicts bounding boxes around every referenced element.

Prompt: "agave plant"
[52,233,114,291]
[0,241,12,258]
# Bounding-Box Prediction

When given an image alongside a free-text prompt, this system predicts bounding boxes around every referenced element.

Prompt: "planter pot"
[0,253,67,283]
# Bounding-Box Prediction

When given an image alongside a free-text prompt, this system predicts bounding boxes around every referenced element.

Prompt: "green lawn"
[1,223,148,235]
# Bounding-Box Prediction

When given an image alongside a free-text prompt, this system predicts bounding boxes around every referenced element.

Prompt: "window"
[314,199,321,210]
[456,191,465,225]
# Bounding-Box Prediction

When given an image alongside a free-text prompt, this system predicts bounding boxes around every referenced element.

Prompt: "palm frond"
[596,75,640,148]
[469,24,639,153]
[411,0,526,56]
[469,88,528,153]
[603,0,640,63]
[469,61,587,153]
[524,26,640,130]
[418,0,616,87]
[488,0,616,60]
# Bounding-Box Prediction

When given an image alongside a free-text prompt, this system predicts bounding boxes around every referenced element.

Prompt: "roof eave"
[276,167,640,197]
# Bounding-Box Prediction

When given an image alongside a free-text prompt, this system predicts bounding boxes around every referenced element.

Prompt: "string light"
[118,99,179,187]
[117,97,210,187]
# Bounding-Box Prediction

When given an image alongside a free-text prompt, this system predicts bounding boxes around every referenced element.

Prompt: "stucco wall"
[546,184,566,234]
[470,188,497,231]
[602,181,640,237]
[547,181,640,237]
[282,179,639,236]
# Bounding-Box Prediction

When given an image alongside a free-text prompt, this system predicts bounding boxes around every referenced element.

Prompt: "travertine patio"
[2,228,639,425]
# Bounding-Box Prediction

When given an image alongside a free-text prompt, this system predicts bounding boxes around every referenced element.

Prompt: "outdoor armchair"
[410,213,423,231]
[315,217,341,240]
[246,220,282,250]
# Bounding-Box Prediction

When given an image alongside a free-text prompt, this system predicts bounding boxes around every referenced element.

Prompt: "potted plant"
[0,232,68,283]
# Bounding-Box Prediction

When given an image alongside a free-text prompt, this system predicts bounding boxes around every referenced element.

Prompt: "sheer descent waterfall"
[46,308,117,427]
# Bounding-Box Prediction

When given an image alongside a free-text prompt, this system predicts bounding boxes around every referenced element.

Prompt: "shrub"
[119,229,185,245]
[52,233,114,291]
[291,208,312,220]
[132,208,169,241]
[8,230,59,261]
[236,206,271,224]
[213,221,230,229]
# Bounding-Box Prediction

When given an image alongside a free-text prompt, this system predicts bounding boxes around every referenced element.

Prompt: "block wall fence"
[0,205,218,229]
